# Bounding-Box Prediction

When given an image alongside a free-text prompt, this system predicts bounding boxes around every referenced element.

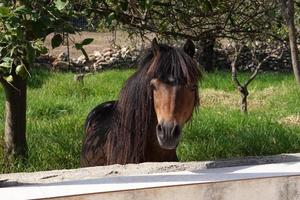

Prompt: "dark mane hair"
[106,42,202,164]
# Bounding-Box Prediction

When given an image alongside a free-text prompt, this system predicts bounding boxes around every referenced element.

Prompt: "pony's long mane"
[106,43,202,165]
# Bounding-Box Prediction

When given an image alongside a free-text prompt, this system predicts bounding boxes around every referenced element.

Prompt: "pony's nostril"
[156,124,165,140]
[157,124,162,132]
[172,125,181,138]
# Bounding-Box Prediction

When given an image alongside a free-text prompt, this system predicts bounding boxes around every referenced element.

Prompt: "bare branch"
[245,43,282,87]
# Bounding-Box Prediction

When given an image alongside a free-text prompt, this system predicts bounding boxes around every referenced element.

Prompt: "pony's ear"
[183,39,195,57]
[151,38,160,56]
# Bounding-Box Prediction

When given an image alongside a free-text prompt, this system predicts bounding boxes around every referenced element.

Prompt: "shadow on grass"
[28,68,51,89]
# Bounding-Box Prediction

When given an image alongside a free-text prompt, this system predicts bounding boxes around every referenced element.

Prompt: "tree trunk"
[198,37,216,72]
[241,94,248,113]
[238,86,248,113]
[280,0,300,85]
[1,76,28,161]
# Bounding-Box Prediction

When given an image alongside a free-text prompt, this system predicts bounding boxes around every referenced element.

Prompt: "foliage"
[1,70,300,173]
[81,0,285,43]
[0,1,93,83]
[0,1,66,82]
[0,0,96,161]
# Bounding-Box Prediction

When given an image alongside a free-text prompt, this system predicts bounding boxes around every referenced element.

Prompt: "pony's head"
[147,38,201,150]
[108,38,201,164]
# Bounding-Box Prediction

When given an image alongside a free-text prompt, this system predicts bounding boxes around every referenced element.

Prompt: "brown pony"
[81,38,202,166]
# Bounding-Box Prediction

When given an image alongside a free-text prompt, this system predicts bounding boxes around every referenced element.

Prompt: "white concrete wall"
[54,176,300,200]
[1,162,300,200]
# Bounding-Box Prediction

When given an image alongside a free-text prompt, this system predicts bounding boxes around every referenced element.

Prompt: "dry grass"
[201,89,239,108]
[200,87,278,110]
[279,115,300,126]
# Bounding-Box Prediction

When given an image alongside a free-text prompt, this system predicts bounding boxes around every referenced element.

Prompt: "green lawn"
[1,69,300,173]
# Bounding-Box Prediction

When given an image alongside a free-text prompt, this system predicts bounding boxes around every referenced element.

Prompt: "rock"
[102,47,113,53]
[84,66,90,71]
[112,53,118,58]
[95,59,104,65]
[89,55,96,62]
[58,52,68,61]
[121,47,129,53]
[77,55,86,63]
[93,63,102,70]
[131,56,137,61]
[93,51,102,57]
[104,51,113,58]
[96,56,106,62]
[46,45,144,72]
[53,61,69,70]
[105,56,112,62]
[109,57,117,63]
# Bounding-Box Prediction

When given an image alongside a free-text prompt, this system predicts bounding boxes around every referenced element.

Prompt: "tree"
[0,0,79,162]
[86,0,283,72]
[279,0,300,85]
[84,0,286,112]
[86,1,281,41]
[230,42,283,113]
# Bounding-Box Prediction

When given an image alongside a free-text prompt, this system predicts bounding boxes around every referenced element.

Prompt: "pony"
[80,38,202,166]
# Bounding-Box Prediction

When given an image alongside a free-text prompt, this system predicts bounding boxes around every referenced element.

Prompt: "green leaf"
[0,57,13,68]
[31,20,48,38]
[120,1,128,11]
[4,75,13,83]
[10,46,16,57]
[14,5,31,15]
[51,34,63,49]
[209,0,219,8]
[33,40,48,55]
[140,0,146,10]
[74,43,82,50]
[107,12,115,25]
[15,64,29,79]
[26,43,36,65]
[4,34,12,41]
[80,38,93,46]
[0,6,11,17]
[203,0,213,12]
[140,0,153,10]
[63,24,75,34]
[145,0,153,10]
[54,0,69,11]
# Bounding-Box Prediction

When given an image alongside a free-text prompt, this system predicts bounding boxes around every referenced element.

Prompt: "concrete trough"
[1,154,300,199]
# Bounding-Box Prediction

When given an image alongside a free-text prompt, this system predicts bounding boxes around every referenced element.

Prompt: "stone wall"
[212,43,292,72]
[35,43,293,73]
[36,46,140,73]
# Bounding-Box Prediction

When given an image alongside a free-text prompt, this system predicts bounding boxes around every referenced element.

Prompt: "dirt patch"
[44,31,143,59]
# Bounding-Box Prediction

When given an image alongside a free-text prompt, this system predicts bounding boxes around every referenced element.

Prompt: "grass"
[179,71,300,160]
[1,69,300,173]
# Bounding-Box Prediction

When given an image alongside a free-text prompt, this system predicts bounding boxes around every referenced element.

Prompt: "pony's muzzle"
[156,122,181,150]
